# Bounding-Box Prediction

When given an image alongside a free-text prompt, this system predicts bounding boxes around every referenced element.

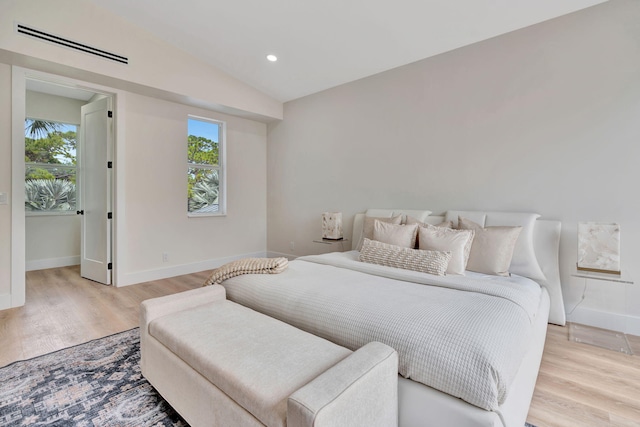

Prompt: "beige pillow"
[458,217,522,276]
[373,221,418,248]
[406,217,453,248]
[357,215,402,250]
[418,225,475,275]
[359,238,451,276]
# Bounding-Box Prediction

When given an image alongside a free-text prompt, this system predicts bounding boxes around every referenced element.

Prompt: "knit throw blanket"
[203,257,289,286]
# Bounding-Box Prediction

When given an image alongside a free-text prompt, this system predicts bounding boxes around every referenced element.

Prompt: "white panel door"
[79,97,112,284]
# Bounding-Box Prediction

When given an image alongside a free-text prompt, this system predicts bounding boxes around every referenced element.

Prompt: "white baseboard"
[266,251,297,260]
[569,306,640,336]
[26,256,80,272]
[118,251,268,287]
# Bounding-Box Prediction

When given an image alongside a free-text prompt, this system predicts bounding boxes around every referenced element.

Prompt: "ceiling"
[90,0,606,103]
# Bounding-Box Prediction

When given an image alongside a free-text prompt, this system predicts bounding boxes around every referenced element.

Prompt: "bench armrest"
[140,285,226,329]
[139,285,226,370]
[287,341,398,427]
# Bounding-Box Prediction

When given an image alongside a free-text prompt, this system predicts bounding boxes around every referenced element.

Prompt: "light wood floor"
[1,266,639,427]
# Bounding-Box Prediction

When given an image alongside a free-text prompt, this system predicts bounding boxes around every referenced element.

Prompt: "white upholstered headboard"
[351,209,565,326]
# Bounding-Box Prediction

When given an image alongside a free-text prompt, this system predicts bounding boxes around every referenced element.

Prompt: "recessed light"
[266,54,278,62]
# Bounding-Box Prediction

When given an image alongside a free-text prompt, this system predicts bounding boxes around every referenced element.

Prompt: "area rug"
[0,328,185,427]
[0,328,538,427]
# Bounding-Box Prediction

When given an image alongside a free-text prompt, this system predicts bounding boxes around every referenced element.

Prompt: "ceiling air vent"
[16,23,128,65]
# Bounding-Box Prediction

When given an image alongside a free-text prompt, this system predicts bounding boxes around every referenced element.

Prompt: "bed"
[221,209,566,427]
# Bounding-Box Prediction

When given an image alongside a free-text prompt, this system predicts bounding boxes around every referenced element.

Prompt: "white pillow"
[485,212,544,280]
[458,217,521,277]
[359,238,451,276]
[357,215,403,250]
[446,210,545,280]
[418,224,475,275]
[373,221,418,249]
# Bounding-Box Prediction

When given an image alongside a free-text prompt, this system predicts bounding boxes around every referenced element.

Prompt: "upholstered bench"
[140,285,399,427]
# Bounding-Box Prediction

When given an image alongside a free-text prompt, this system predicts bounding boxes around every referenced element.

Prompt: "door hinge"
[107,161,113,168]
[108,110,113,118]
[107,212,112,219]
[107,262,113,270]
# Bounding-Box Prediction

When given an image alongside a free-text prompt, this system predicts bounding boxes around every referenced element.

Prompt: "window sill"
[187,212,227,218]
[26,211,78,217]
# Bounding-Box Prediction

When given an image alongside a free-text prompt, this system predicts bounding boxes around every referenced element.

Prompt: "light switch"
[0,193,7,205]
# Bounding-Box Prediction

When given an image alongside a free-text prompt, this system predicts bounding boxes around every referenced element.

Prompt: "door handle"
[77,210,84,215]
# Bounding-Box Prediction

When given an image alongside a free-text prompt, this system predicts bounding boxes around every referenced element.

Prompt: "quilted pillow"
[458,217,522,276]
[359,238,451,276]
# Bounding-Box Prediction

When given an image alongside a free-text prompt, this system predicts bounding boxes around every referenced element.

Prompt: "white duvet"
[222,251,543,413]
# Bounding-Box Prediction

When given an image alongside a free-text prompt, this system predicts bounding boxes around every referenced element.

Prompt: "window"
[187,116,225,215]
[24,119,78,213]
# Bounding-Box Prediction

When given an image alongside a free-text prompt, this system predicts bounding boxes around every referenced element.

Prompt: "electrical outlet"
[289,241,295,251]
[0,193,7,205]
[162,252,169,263]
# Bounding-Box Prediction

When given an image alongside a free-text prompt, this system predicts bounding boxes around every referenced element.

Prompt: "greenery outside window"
[24,119,78,214]
[188,116,225,216]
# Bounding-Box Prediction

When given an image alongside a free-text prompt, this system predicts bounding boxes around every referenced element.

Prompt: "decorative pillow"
[359,238,451,276]
[446,210,545,280]
[484,213,544,280]
[373,221,418,248]
[357,215,403,250]
[458,217,522,276]
[417,225,475,275]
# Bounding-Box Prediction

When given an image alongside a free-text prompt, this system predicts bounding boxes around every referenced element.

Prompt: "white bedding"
[222,251,542,415]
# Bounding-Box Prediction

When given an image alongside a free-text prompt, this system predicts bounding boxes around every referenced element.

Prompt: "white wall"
[26,90,84,123]
[25,90,84,270]
[25,216,80,270]
[0,64,11,306]
[118,92,267,285]
[267,1,640,333]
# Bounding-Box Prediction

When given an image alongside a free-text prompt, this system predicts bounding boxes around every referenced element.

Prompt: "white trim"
[187,115,226,216]
[10,68,126,305]
[112,91,125,288]
[26,210,77,217]
[569,306,640,336]
[11,66,26,308]
[26,256,80,271]
[118,251,268,287]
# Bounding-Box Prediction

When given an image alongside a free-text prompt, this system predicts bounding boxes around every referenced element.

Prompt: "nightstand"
[312,238,350,252]
[568,271,634,354]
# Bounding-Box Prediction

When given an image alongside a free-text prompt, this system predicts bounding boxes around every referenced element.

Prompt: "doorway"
[22,77,114,286]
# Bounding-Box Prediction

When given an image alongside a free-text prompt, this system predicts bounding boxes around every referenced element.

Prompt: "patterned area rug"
[0,328,538,427]
[0,329,185,427]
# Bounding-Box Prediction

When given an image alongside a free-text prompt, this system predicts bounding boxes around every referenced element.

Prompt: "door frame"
[10,66,125,307]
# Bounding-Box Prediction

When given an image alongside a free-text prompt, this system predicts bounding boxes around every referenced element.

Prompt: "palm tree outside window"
[24,119,78,212]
